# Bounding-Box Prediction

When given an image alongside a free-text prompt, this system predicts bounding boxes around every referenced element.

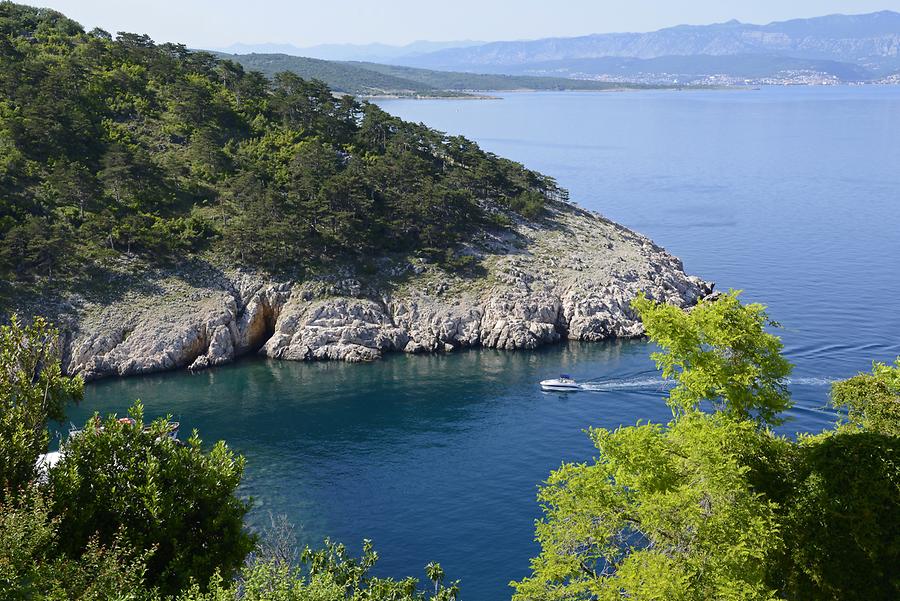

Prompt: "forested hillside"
[0,3,563,290]
[209,53,472,97]
[342,61,645,92]
[218,52,647,96]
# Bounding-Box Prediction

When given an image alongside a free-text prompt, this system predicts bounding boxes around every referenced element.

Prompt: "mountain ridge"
[390,11,900,78]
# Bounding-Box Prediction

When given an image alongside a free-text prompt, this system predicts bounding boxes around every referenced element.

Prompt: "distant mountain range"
[213,40,484,63]
[215,11,900,88]
[389,11,900,82]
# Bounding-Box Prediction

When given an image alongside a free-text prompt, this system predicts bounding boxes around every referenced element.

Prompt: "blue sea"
[75,87,900,600]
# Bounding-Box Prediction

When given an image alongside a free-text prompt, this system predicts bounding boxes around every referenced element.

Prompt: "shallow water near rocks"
[73,86,900,600]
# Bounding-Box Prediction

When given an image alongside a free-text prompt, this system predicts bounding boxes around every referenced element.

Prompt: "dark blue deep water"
[74,87,900,601]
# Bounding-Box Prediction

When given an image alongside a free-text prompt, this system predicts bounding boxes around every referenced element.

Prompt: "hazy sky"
[37,0,900,47]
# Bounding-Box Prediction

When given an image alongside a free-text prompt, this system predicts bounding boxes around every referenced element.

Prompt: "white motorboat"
[540,374,583,392]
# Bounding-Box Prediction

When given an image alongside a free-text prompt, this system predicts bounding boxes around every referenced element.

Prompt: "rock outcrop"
[41,201,712,381]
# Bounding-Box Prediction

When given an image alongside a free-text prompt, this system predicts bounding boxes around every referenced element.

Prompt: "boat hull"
[540,382,583,392]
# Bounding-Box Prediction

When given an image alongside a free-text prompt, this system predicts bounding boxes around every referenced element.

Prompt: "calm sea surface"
[73,87,900,600]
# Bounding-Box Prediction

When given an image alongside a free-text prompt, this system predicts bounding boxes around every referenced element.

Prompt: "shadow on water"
[70,338,651,445]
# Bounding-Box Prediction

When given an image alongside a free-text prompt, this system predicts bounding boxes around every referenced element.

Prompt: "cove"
[75,85,900,601]
[69,341,841,600]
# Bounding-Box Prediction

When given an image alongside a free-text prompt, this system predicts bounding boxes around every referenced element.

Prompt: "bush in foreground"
[0,488,151,600]
[513,293,900,601]
[0,315,83,499]
[48,405,256,595]
[179,538,459,601]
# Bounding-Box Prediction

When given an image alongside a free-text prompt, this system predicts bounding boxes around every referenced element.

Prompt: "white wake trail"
[785,377,840,386]
[580,378,673,392]
[578,376,838,392]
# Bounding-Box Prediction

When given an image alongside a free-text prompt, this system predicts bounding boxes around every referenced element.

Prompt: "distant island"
[212,39,488,63]
[209,52,659,98]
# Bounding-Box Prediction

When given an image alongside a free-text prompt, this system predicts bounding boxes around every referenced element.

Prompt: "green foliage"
[0,488,152,601]
[831,358,900,436]
[512,413,786,601]
[48,403,255,595]
[776,431,900,600]
[0,314,83,499]
[632,290,793,425]
[177,539,460,601]
[0,313,146,598]
[0,3,562,284]
[517,290,900,601]
[218,53,641,97]
[508,189,546,220]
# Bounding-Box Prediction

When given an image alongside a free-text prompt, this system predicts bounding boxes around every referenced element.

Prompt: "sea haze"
[75,86,900,601]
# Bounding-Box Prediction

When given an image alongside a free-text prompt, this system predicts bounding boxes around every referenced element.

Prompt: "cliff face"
[56,202,711,381]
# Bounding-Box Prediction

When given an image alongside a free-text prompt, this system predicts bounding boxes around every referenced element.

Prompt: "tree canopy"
[513,413,787,601]
[49,404,255,595]
[0,315,82,498]
[633,291,793,426]
[514,294,900,601]
[831,357,900,436]
[0,3,563,287]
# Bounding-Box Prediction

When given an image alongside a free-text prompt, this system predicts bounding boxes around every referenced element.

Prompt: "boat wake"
[787,377,839,386]
[580,378,673,392]
[578,376,839,392]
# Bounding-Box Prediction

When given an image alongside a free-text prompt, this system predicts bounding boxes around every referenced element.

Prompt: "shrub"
[49,403,255,595]
[0,315,83,500]
[508,190,546,220]
[0,488,151,600]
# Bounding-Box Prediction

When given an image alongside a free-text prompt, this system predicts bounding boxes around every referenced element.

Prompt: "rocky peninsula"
[0,8,711,381]
[27,200,712,381]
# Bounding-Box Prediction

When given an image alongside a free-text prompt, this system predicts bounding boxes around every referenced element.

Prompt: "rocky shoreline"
[30,201,711,381]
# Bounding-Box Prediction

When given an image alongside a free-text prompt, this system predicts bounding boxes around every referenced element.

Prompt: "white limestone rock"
[49,201,713,380]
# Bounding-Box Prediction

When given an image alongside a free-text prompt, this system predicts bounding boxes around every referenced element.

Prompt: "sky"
[34,0,900,48]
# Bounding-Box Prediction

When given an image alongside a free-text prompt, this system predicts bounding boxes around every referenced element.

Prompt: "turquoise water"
[74,87,900,600]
